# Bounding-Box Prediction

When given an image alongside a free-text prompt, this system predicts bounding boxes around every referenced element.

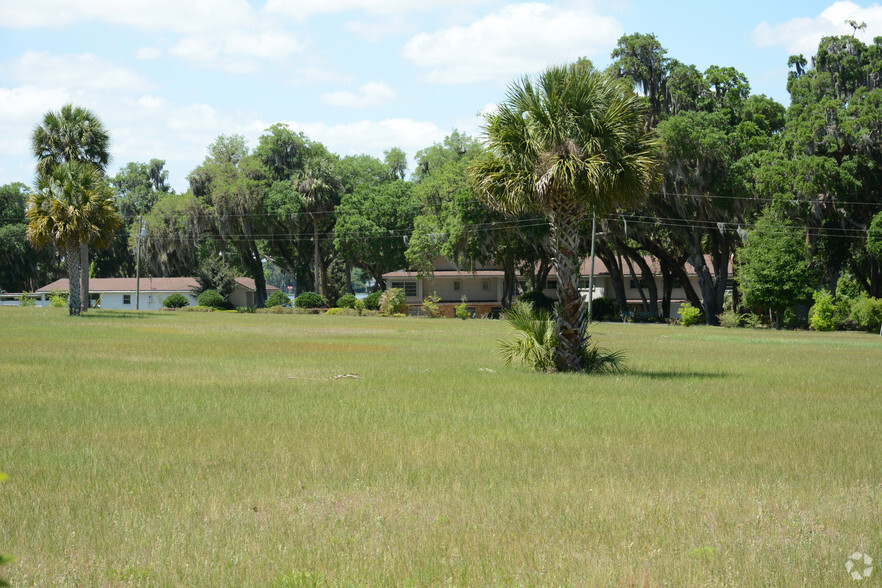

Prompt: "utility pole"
[135,216,144,310]
[587,212,597,322]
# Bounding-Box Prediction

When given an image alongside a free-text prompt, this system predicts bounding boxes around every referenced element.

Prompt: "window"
[481,279,490,291]
[671,278,683,289]
[453,280,461,291]
[123,294,131,305]
[547,280,557,290]
[629,279,649,289]
[391,281,417,297]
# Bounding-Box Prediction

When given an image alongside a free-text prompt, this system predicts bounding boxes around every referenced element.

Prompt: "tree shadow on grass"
[627,369,727,380]
[79,311,156,320]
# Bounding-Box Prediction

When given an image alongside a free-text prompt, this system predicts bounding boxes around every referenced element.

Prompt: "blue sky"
[1,0,881,192]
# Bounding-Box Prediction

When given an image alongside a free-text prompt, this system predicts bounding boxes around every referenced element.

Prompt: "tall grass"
[1,307,881,585]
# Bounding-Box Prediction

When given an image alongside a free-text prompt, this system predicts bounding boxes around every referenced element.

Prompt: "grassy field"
[1,308,881,586]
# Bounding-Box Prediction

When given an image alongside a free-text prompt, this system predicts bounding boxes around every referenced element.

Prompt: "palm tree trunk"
[80,243,90,312]
[67,241,82,316]
[312,217,321,296]
[550,211,585,372]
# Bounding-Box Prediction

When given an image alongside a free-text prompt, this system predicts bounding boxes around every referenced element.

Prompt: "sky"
[2,0,882,192]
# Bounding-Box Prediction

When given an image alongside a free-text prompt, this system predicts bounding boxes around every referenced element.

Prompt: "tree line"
[3,30,881,329]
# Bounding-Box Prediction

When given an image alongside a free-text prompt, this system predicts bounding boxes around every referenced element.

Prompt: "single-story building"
[383,256,711,318]
[34,277,278,310]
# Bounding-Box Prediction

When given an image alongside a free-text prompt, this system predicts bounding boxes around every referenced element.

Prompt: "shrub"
[179,305,214,312]
[162,293,190,309]
[363,291,381,310]
[256,306,293,314]
[808,290,836,331]
[850,297,882,333]
[588,297,617,321]
[422,292,442,318]
[236,306,255,313]
[518,290,555,313]
[336,293,357,309]
[743,313,764,329]
[455,302,469,320]
[718,309,744,328]
[379,288,408,315]
[197,289,226,309]
[18,292,36,307]
[265,290,290,308]
[294,292,326,309]
[498,302,624,373]
[48,290,67,308]
[326,307,357,316]
[354,298,365,316]
[678,302,703,326]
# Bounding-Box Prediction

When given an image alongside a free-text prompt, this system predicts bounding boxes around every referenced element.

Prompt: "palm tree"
[499,302,625,373]
[297,156,343,297]
[26,162,120,315]
[32,104,111,311]
[470,63,659,371]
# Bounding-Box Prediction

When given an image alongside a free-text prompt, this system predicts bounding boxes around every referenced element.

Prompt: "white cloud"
[2,51,153,93]
[168,29,302,72]
[263,0,491,21]
[287,118,448,163]
[135,46,162,60]
[0,0,259,34]
[753,1,882,56]
[320,81,398,108]
[0,86,71,157]
[0,2,303,73]
[345,16,412,42]
[402,2,623,84]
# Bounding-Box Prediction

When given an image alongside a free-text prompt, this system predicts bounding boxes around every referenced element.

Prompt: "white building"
[35,277,277,310]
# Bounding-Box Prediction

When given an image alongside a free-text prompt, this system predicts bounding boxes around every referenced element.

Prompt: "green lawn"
[1,308,880,586]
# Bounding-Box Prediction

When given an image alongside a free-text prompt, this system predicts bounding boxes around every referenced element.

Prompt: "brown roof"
[37,277,278,293]
[233,277,279,292]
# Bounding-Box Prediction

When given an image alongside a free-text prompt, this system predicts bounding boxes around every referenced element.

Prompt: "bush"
[197,289,226,309]
[236,306,255,313]
[743,313,764,329]
[455,302,469,320]
[718,309,744,328]
[518,290,555,313]
[265,290,290,308]
[336,293,357,309]
[162,293,190,309]
[588,297,617,321]
[18,292,36,307]
[498,302,625,373]
[808,290,836,331]
[379,288,408,315]
[363,291,381,310]
[678,302,703,326]
[354,298,365,316]
[294,291,326,309]
[179,305,214,312]
[48,290,67,308]
[422,292,442,318]
[256,306,293,314]
[850,297,882,333]
[326,307,358,316]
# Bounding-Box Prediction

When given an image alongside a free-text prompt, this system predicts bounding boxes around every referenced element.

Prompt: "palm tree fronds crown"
[470,63,659,218]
